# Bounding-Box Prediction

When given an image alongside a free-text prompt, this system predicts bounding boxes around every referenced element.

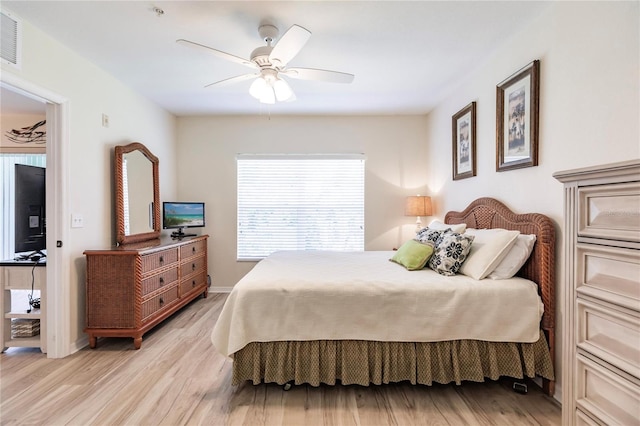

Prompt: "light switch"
[71,214,84,228]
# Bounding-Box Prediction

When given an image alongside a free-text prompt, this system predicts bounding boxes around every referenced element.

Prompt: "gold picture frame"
[496,60,540,172]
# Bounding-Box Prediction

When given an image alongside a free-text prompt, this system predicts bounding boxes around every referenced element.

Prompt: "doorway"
[1,74,70,358]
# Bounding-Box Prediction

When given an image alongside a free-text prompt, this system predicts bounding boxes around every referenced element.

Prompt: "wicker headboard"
[444,197,556,335]
[445,197,557,395]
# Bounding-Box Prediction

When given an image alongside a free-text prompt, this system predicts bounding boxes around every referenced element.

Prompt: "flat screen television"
[15,164,46,259]
[162,201,205,238]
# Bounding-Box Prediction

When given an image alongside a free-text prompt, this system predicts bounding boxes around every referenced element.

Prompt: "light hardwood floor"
[0,294,561,425]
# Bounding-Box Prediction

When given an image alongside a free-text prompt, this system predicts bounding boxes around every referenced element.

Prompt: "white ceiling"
[3,1,549,116]
[1,86,46,115]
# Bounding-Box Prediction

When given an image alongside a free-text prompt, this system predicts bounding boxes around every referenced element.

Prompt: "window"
[237,154,365,260]
[0,153,46,260]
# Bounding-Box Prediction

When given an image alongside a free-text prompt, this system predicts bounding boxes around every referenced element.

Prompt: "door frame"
[1,71,70,358]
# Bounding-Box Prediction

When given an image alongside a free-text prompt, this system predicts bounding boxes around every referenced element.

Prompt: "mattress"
[211,250,544,357]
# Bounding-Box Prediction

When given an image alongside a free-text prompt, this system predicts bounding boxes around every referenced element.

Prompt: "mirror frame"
[114,142,161,245]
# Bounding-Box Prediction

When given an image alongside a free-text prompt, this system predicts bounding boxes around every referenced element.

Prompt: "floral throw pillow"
[414,227,448,246]
[428,232,475,276]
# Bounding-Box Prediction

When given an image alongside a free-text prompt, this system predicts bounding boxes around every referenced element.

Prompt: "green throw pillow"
[390,240,434,270]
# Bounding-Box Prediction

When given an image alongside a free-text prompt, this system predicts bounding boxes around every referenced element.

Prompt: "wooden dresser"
[84,235,208,349]
[554,160,640,425]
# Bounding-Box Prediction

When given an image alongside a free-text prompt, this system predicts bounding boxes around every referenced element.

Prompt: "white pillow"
[458,228,520,280]
[487,234,537,279]
[428,219,467,234]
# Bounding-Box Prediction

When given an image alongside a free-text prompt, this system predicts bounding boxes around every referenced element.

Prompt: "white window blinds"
[237,154,365,260]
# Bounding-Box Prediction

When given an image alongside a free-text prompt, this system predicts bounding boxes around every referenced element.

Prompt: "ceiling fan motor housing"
[250,45,274,67]
[252,24,280,68]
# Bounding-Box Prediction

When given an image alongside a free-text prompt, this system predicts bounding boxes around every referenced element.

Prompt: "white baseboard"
[70,336,89,354]
[209,287,233,293]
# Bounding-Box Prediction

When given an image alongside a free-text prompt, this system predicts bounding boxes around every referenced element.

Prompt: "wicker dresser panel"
[180,239,206,260]
[141,268,179,297]
[141,285,179,321]
[180,271,207,297]
[180,256,206,278]
[86,254,137,329]
[141,248,179,273]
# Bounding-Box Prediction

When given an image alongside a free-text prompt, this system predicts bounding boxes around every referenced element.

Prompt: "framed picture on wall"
[452,101,476,180]
[496,60,539,172]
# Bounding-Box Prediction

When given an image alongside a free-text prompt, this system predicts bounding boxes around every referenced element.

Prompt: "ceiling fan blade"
[283,67,355,84]
[269,25,311,67]
[177,39,257,69]
[204,73,259,88]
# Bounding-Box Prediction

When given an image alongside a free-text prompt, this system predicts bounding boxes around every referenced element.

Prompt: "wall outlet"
[71,214,84,228]
[101,113,109,127]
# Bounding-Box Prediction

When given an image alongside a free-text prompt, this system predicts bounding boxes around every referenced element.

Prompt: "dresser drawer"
[140,248,179,273]
[577,299,640,378]
[141,268,178,297]
[576,410,601,426]
[180,256,206,277]
[576,354,640,426]
[180,271,206,297]
[576,243,640,310]
[141,285,179,321]
[180,239,207,260]
[578,182,640,243]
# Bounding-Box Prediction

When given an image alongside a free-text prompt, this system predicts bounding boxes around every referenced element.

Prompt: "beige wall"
[424,1,639,402]
[1,17,178,350]
[176,115,429,288]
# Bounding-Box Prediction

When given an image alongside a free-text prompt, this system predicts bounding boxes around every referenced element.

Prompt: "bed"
[212,197,556,395]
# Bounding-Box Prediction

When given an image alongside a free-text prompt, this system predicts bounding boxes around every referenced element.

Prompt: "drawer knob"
[192,247,196,253]
[159,297,164,305]
[192,263,196,271]
[159,277,164,285]
[159,256,164,263]
[192,280,196,288]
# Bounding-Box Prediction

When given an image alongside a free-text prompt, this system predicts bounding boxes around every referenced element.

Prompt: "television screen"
[162,202,205,230]
[15,164,46,256]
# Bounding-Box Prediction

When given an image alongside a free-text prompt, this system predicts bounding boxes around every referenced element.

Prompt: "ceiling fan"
[177,23,355,104]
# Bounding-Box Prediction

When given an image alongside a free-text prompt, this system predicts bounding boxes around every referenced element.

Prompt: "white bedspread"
[211,250,544,357]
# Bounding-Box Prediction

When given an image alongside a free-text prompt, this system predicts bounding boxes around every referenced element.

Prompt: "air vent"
[1,10,22,69]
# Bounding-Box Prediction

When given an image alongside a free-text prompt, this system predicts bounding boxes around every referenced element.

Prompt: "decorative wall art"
[4,120,46,145]
[452,102,476,180]
[496,60,539,172]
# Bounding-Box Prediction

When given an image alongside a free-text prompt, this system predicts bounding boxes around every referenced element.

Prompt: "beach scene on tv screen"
[165,204,204,227]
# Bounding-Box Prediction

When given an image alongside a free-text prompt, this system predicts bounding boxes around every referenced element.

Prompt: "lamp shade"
[405,196,433,217]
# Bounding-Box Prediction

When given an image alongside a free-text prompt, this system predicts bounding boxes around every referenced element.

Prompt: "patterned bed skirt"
[232,331,554,387]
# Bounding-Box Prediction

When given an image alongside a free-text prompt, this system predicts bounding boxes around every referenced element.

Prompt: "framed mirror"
[114,142,160,245]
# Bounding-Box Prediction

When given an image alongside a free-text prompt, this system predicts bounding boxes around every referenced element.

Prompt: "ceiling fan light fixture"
[249,76,276,104]
[273,78,294,102]
[259,86,276,104]
[249,77,267,99]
